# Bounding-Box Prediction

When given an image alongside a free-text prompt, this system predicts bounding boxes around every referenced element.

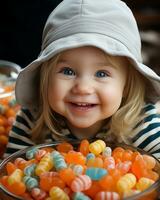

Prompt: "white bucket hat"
[16,0,160,110]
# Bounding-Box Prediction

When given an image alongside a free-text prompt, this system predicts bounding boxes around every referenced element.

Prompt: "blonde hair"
[110,63,146,143]
[31,53,149,143]
[31,54,65,142]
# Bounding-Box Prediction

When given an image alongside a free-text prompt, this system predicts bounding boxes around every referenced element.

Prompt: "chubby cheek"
[48,84,65,114]
[101,88,123,115]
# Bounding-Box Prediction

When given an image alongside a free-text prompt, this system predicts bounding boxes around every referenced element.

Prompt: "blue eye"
[60,67,75,76]
[95,70,108,78]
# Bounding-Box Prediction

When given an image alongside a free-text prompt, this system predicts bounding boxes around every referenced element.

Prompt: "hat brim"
[16,33,160,109]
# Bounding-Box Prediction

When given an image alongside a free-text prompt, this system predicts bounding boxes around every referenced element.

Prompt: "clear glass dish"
[0,140,160,200]
[0,60,21,159]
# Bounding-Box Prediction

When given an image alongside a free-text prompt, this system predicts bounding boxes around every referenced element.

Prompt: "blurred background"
[0,0,63,68]
[124,0,160,75]
[0,0,160,74]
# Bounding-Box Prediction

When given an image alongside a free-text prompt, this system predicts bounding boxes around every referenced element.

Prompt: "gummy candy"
[0,139,159,200]
[71,174,92,192]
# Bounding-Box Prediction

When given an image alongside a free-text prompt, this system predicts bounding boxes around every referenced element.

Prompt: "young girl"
[4,0,160,160]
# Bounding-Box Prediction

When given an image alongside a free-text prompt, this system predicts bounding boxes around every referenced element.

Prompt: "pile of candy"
[0,75,20,158]
[0,139,159,200]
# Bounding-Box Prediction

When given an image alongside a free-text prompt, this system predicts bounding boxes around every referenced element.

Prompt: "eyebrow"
[93,62,118,70]
[57,58,67,63]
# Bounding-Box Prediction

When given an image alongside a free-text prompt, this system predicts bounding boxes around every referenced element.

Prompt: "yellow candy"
[8,169,23,185]
[136,177,155,191]
[49,186,69,200]
[89,140,106,155]
[35,153,54,176]
[117,173,136,194]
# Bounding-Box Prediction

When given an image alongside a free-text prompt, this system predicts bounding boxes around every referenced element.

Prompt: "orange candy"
[5,108,16,118]
[6,162,17,175]
[98,174,116,191]
[7,181,26,195]
[65,151,86,165]
[79,139,90,156]
[131,151,141,162]
[86,157,103,168]
[122,149,133,162]
[0,126,6,135]
[56,142,73,153]
[40,171,65,191]
[0,135,8,145]
[1,175,26,196]
[131,154,147,179]
[0,175,8,187]
[84,181,101,198]
[59,168,76,186]
[112,147,125,163]
[109,168,122,182]
[0,117,6,126]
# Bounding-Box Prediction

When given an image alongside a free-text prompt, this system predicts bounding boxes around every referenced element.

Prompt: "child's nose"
[71,77,94,95]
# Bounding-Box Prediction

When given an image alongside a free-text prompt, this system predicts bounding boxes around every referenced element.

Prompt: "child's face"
[48,46,127,131]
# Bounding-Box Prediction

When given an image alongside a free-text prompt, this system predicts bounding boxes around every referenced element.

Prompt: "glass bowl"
[0,140,160,200]
[0,60,21,158]
[0,60,21,78]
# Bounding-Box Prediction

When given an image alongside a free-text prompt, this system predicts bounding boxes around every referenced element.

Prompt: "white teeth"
[76,103,90,106]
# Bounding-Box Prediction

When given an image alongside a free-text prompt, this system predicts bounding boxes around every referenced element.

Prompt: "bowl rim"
[0,140,160,200]
[0,60,21,73]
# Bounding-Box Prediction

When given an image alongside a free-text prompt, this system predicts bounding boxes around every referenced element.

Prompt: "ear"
[155,101,160,114]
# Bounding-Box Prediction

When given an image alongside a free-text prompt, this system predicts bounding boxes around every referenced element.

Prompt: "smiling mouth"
[70,102,97,108]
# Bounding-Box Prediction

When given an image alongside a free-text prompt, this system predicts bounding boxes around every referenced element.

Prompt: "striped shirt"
[4,103,160,160]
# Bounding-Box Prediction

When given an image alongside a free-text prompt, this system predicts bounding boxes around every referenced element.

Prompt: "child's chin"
[71,122,94,129]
